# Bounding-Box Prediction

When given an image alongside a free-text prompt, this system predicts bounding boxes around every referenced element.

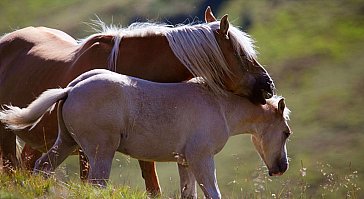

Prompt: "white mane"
[81,20,257,95]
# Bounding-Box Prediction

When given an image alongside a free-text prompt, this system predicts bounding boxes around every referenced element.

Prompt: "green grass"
[0,162,361,199]
[0,170,147,199]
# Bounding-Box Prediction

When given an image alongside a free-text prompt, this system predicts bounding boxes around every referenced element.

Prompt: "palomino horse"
[0,7,274,195]
[0,69,291,199]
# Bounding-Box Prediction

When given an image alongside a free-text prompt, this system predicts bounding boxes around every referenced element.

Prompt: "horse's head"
[251,97,291,176]
[205,7,275,104]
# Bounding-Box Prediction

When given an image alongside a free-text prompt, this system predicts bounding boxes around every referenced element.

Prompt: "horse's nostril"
[279,162,289,173]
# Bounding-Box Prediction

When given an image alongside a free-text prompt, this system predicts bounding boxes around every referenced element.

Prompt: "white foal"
[0,69,291,199]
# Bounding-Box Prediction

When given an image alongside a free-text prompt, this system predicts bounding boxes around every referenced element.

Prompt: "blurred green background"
[1,0,364,198]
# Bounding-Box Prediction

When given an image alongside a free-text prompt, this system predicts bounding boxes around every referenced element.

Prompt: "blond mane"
[80,19,257,95]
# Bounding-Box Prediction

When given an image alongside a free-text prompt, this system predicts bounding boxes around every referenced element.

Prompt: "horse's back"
[0,27,77,70]
[0,27,78,104]
[0,26,76,46]
[36,27,77,44]
[64,71,217,119]
[62,71,205,124]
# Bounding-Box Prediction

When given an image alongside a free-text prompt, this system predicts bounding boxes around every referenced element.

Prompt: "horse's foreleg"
[0,127,18,173]
[21,144,43,171]
[138,160,161,197]
[178,163,197,199]
[78,148,89,182]
[188,156,221,199]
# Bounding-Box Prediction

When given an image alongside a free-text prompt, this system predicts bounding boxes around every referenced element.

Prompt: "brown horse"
[0,7,274,196]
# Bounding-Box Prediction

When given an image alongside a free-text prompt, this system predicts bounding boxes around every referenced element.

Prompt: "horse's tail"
[0,88,70,131]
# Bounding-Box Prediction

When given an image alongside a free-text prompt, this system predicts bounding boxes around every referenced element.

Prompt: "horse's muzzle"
[268,160,289,176]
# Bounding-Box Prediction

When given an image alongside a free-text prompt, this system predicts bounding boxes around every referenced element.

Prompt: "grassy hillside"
[1,0,364,198]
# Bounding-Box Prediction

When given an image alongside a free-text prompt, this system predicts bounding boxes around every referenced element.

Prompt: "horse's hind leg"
[34,131,77,176]
[34,100,78,176]
[77,129,120,186]
[138,160,161,196]
[0,125,18,173]
[76,130,120,186]
[78,148,89,182]
[21,144,42,170]
[83,147,115,187]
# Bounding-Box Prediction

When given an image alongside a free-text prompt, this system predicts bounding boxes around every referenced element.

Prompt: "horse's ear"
[219,14,229,36]
[205,6,217,23]
[278,98,286,115]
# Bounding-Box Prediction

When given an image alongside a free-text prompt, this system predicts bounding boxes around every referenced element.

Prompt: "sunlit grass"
[0,170,147,199]
[212,156,361,198]
[0,162,361,199]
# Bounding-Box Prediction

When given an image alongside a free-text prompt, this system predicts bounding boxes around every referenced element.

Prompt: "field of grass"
[0,170,147,199]
[1,0,364,198]
[0,164,360,198]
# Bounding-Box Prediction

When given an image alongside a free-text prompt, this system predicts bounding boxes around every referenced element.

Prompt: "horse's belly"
[117,139,180,162]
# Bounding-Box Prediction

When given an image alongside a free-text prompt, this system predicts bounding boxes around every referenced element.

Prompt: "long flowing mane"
[79,20,258,95]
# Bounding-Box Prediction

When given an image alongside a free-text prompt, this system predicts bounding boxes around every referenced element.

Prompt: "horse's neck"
[117,35,170,61]
[74,33,189,83]
[114,35,190,82]
[220,95,266,137]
